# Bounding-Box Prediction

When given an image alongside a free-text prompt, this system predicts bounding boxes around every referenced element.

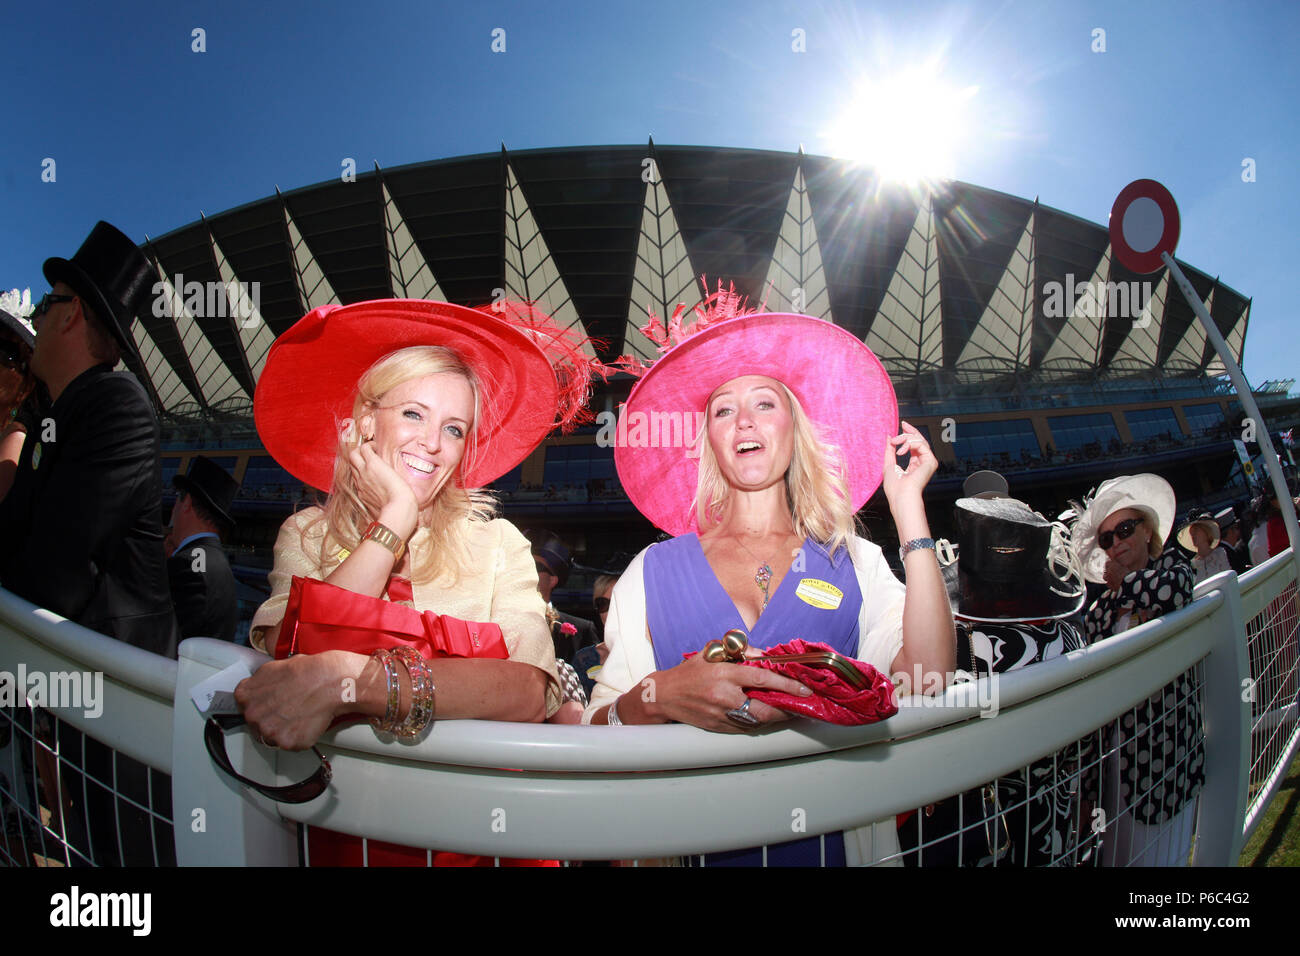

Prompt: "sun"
[824,66,978,186]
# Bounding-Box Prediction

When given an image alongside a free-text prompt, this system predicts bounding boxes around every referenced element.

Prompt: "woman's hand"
[346,431,418,538]
[234,650,366,751]
[882,421,938,510]
[635,653,811,734]
[1103,558,1128,593]
[882,421,939,539]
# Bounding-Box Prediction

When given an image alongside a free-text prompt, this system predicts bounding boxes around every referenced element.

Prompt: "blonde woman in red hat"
[236,299,602,866]
[584,297,955,865]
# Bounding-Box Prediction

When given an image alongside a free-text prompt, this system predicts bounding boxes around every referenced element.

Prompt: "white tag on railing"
[190,662,253,717]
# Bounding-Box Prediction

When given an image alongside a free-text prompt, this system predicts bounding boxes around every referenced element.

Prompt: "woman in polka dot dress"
[1070,474,1205,866]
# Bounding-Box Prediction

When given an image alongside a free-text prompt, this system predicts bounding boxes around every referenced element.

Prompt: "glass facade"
[1047,413,1120,452]
[951,419,1040,464]
[1124,407,1182,442]
[1183,402,1226,434]
[490,465,523,492]
[240,455,298,498]
[542,443,616,486]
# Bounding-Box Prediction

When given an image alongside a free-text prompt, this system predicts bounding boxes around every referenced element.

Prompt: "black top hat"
[0,308,35,351]
[524,529,572,586]
[951,496,1085,622]
[43,221,157,359]
[174,456,240,527]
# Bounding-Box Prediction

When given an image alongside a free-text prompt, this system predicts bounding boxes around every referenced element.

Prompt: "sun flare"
[824,66,978,186]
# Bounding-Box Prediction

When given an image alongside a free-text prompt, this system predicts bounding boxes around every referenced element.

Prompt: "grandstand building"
[129,144,1284,627]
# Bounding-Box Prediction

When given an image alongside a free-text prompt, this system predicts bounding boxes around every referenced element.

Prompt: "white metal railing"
[3,542,1294,866]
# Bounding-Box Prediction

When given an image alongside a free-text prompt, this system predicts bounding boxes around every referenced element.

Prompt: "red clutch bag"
[264,576,557,866]
[274,575,509,662]
[741,639,898,726]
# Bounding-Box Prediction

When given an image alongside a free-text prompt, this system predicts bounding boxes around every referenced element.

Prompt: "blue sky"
[4,0,1297,385]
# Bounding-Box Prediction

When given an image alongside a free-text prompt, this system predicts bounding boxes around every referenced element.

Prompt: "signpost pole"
[1161,250,1300,555]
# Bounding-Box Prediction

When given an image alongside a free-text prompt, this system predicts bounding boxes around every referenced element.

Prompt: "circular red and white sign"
[1109,179,1180,274]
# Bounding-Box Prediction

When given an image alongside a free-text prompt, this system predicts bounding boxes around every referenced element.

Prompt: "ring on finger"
[725,698,760,730]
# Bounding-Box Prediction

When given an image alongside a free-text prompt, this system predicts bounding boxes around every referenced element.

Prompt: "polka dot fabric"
[1083,551,1205,824]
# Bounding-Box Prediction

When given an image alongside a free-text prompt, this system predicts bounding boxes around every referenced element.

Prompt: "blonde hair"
[693,382,857,556]
[305,346,497,585]
[1146,517,1164,560]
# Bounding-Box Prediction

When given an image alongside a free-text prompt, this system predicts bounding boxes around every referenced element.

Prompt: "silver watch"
[899,537,936,562]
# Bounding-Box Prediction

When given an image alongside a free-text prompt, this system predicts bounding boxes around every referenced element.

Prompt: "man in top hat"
[167,456,241,643]
[1216,507,1250,574]
[0,221,175,657]
[523,529,598,664]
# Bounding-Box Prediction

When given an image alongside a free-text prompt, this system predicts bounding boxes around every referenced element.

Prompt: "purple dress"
[644,533,864,866]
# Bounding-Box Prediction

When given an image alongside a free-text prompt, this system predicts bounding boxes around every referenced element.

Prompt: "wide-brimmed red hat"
[614,307,898,536]
[255,299,601,492]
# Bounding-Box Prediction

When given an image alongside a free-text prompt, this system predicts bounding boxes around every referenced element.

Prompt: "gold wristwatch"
[361,520,406,561]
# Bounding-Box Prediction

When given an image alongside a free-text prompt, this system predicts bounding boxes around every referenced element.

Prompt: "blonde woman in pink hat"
[584,299,955,865]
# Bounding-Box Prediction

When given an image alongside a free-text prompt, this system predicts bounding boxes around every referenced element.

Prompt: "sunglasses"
[594,596,610,613]
[1098,517,1143,550]
[32,293,75,318]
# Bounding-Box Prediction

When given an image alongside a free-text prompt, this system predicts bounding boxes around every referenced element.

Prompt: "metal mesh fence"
[891,661,1207,867]
[3,560,1294,867]
[0,704,174,868]
[1243,579,1300,829]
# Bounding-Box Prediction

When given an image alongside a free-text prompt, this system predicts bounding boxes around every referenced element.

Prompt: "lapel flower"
[560,622,577,636]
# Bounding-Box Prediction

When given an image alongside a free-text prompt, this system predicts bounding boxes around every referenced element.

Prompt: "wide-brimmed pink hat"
[614,310,898,536]
[256,299,604,492]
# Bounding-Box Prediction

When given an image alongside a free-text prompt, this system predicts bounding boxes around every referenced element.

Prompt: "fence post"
[171,638,298,865]
[1192,570,1251,865]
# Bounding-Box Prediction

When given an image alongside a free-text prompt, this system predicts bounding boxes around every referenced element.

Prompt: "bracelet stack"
[370,649,402,733]
[368,647,436,738]
[390,646,435,737]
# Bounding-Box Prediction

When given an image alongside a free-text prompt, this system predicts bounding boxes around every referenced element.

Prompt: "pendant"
[756,563,772,612]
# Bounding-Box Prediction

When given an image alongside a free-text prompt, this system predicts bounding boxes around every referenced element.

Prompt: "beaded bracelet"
[390,645,436,738]
[369,649,401,734]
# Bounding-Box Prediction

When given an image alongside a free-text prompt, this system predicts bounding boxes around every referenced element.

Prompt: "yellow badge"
[31,442,41,470]
[795,578,842,610]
